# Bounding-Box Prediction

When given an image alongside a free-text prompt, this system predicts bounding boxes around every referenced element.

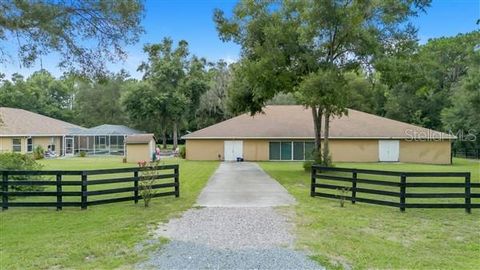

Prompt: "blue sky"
[1,0,478,79]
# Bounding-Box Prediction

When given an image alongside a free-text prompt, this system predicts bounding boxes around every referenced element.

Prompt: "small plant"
[33,145,45,160]
[179,145,186,159]
[79,151,87,157]
[303,160,314,172]
[138,160,160,207]
[336,187,351,207]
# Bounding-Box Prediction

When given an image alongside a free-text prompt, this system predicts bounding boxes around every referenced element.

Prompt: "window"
[269,141,316,160]
[293,142,304,160]
[304,142,315,160]
[12,138,21,152]
[269,142,281,160]
[27,138,33,152]
[280,142,292,160]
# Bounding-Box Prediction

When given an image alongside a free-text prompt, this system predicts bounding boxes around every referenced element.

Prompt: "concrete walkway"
[196,162,296,207]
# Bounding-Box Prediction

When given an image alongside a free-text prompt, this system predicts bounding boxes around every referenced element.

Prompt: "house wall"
[400,140,451,164]
[186,139,224,160]
[0,136,62,154]
[185,138,452,164]
[33,136,61,153]
[126,143,153,163]
[0,137,21,153]
[329,139,379,162]
[243,140,269,161]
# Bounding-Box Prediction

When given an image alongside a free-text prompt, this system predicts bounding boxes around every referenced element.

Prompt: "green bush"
[179,145,186,159]
[33,145,45,160]
[0,153,44,191]
[79,151,87,157]
[303,160,314,172]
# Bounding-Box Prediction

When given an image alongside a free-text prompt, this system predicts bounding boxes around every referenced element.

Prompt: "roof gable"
[183,105,454,140]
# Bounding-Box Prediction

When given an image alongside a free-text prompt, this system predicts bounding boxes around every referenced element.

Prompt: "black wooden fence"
[311,165,480,213]
[1,165,179,210]
[453,148,480,160]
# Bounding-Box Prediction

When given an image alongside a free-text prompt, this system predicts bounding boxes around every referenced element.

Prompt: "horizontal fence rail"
[453,148,480,160]
[1,165,179,210]
[310,165,479,213]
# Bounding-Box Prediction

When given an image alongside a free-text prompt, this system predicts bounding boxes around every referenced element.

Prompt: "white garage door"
[224,141,243,161]
[378,140,400,162]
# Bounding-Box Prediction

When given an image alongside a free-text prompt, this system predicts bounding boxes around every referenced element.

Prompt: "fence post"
[56,174,62,211]
[2,172,8,211]
[81,172,88,210]
[351,170,357,204]
[134,170,139,204]
[400,174,406,212]
[310,166,316,197]
[465,173,471,214]
[174,166,179,198]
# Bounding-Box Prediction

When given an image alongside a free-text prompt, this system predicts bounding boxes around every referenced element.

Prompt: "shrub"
[303,160,314,172]
[0,153,44,191]
[79,151,87,157]
[179,145,186,159]
[33,145,45,160]
[138,161,161,207]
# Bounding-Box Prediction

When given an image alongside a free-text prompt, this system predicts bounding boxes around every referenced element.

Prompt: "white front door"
[378,140,400,162]
[224,141,243,161]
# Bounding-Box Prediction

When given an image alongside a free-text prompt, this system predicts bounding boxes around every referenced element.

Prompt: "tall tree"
[73,71,131,127]
[135,38,190,149]
[376,31,480,130]
[215,0,429,165]
[182,56,209,130]
[442,68,480,150]
[0,70,74,121]
[0,0,144,75]
[196,60,232,129]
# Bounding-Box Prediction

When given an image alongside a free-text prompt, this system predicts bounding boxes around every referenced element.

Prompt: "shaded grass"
[259,158,480,269]
[0,157,218,269]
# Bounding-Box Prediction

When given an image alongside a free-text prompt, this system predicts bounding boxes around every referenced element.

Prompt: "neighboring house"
[0,107,84,155]
[0,107,145,156]
[182,105,455,164]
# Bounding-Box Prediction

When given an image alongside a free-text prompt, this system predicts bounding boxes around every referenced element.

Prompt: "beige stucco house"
[0,107,146,157]
[0,107,83,155]
[183,105,455,164]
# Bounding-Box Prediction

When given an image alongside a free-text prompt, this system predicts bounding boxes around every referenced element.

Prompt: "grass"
[0,156,218,270]
[259,158,480,270]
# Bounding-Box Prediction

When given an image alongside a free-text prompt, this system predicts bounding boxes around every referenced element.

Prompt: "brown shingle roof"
[0,107,84,136]
[125,134,155,144]
[183,105,454,140]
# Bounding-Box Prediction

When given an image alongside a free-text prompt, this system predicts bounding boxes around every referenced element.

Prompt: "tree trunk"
[323,109,331,166]
[173,121,178,150]
[162,128,167,149]
[311,106,323,163]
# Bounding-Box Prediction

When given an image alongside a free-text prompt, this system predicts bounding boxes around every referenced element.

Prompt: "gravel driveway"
[138,162,323,270]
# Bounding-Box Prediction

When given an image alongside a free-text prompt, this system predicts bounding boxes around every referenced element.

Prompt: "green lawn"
[260,158,480,270]
[0,157,218,270]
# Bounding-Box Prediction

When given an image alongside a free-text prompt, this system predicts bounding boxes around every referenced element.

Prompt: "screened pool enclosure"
[65,125,144,156]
